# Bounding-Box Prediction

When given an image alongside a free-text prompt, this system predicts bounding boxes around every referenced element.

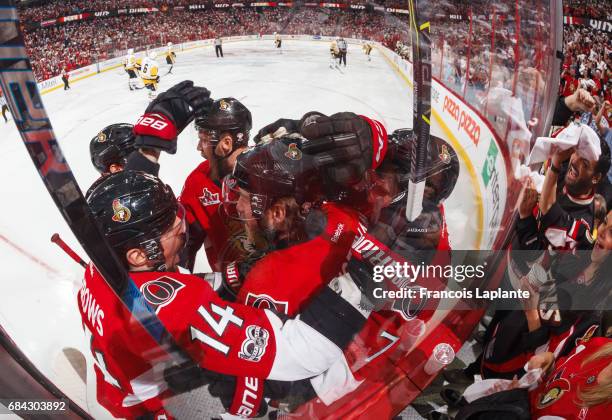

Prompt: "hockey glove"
[134,80,213,154]
[299,112,388,186]
[164,362,215,394]
[253,118,299,144]
[253,112,326,144]
[220,252,266,300]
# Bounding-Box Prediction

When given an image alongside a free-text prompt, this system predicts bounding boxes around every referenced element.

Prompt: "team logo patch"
[439,145,451,164]
[219,99,230,110]
[140,276,185,314]
[238,325,270,362]
[392,285,427,320]
[111,199,131,222]
[96,131,107,143]
[285,143,302,160]
[245,293,289,314]
[199,187,220,206]
[537,378,571,408]
[576,324,599,346]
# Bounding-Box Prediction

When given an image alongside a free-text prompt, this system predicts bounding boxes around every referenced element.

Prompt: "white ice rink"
[0,39,478,417]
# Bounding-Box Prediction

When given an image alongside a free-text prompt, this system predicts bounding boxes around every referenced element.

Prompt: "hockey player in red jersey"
[213,120,460,416]
[208,111,387,416]
[89,123,136,176]
[178,97,254,272]
[87,123,136,198]
[80,169,372,419]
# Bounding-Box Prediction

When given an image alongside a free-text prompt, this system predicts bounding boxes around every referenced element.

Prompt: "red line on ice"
[0,233,60,274]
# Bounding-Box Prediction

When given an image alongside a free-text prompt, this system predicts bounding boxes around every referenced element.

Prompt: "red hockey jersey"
[237,202,361,315]
[179,160,252,271]
[77,264,361,418]
[530,337,611,419]
[229,204,450,415]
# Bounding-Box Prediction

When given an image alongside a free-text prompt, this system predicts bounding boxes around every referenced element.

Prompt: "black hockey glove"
[134,80,213,154]
[164,362,215,394]
[299,112,388,186]
[220,251,267,300]
[253,112,326,144]
[253,118,299,144]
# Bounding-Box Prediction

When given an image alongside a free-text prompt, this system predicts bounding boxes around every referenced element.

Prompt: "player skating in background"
[362,42,372,61]
[124,48,139,91]
[274,32,282,54]
[165,42,176,74]
[139,52,160,100]
[330,39,340,69]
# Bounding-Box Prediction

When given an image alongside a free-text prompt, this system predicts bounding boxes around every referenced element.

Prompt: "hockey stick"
[0,0,191,376]
[405,0,432,221]
[51,233,87,268]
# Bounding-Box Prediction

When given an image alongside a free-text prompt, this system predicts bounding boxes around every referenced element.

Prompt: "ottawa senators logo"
[537,378,571,408]
[111,199,131,222]
[140,276,185,314]
[245,293,289,314]
[576,324,599,346]
[219,99,229,110]
[439,145,451,164]
[96,131,107,143]
[285,143,302,160]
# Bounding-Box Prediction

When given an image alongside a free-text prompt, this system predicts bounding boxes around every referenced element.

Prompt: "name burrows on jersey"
[77,264,368,418]
[179,160,254,271]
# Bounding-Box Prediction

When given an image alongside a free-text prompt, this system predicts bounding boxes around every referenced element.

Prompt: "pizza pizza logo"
[238,325,270,362]
[111,199,131,223]
[285,143,302,160]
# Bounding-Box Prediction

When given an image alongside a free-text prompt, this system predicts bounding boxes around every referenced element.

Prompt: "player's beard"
[243,219,272,253]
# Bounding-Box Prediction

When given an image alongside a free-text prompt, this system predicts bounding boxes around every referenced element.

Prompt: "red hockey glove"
[134,81,213,154]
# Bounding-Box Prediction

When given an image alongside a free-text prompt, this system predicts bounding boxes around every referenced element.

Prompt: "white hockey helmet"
[273,31,277,35]
[167,42,173,47]
[127,48,134,55]
[148,51,156,60]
